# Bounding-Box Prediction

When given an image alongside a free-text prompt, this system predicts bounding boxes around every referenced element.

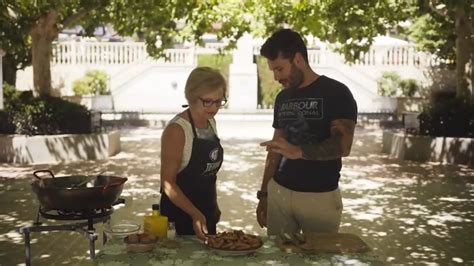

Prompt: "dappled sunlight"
[0,126,473,264]
[343,197,385,221]
[0,230,23,244]
[121,134,162,141]
[0,165,37,179]
[222,155,260,172]
[109,152,138,160]
[343,179,383,190]
[124,187,160,197]
[351,212,384,221]
[439,197,472,202]
[427,212,469,223]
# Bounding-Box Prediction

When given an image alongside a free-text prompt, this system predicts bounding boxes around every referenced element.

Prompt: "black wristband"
[257,190,268,200]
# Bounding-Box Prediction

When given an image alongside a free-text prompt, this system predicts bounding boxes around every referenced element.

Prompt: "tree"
[410,0,472,103]
[251,0,472,103]
[1,1,111,95]
[0,0,251,96]
[3,0,470,103]
[0,5,32,86]
[253,0,411,62]
[408,13,456,64]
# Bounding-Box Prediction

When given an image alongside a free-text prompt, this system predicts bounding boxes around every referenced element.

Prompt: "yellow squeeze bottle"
[143,204,168,239]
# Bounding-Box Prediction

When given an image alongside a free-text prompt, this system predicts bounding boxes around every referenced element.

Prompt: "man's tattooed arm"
[301,119,356,161]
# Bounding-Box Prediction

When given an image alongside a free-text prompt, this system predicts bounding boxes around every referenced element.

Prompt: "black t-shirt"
[272,75,358,192]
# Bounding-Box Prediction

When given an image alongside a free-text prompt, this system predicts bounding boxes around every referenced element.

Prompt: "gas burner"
[39,207,114,221]
[19,198,125,266]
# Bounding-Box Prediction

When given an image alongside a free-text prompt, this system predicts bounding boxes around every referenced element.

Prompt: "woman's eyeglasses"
[199,98,227,108]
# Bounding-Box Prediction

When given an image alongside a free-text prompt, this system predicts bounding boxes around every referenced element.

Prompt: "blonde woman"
[160,67,227,240]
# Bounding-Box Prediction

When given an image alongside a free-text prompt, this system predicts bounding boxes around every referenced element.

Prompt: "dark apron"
[160,110,224,235]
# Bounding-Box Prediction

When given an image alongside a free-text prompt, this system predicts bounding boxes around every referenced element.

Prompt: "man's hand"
[260,137,303,159]
[256,199,267,228]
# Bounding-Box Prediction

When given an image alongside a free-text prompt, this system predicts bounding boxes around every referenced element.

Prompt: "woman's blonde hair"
[184,67,227,103]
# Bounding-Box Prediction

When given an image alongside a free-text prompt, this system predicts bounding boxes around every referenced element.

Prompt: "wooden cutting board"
[277,232,370,254]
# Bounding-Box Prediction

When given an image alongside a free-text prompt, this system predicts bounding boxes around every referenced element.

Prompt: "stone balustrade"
[12,39,441,113]
[51,41,438,68]
[52,42,195,65]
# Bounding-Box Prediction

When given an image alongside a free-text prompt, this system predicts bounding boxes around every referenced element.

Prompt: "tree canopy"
[252,0,471,101]
[253,0,411,62]
[1,0,472,102]
[0,3,32,86]
[0,0,251,95]
[408,0,472,101]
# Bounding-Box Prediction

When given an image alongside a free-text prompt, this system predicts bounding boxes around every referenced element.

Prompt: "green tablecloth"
[95,236,382,265]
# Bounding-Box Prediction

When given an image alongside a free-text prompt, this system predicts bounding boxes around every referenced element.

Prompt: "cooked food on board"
[206,230,263,251]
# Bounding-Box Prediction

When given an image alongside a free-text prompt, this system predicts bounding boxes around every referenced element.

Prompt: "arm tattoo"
[301,130,343,161]
[300,119,355,161]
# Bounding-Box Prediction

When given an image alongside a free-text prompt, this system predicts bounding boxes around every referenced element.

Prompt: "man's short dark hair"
[260,29,308,63]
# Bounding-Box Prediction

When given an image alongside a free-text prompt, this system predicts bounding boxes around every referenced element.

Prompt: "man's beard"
[285,63,304,89]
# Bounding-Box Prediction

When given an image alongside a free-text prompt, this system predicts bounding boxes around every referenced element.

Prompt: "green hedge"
[377,71,421,97]
[1,84,92,135]
[73,70,109,95]
[419,92,474,137]
[197,54,281,107]
[0,110,15,134]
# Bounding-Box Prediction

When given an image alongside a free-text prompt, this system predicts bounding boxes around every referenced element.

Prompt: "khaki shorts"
[267,178,343,236]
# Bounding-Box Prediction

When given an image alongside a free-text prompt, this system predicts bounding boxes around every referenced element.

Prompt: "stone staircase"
[13,41,431,114]
[315,66,382,113]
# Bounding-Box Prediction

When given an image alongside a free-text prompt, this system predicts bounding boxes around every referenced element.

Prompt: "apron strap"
[187,109,198,138]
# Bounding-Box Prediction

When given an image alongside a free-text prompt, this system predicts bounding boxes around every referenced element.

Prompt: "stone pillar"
[228,34,258,112]
[0,48,5,110]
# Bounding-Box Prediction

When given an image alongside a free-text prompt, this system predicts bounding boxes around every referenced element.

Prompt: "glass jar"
[103,220,140,245]
[167,222,176,239]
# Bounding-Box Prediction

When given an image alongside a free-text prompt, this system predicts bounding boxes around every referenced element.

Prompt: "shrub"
[419,91,474,137]
[3,83,34,109]
[12,97,92,135]
[3,83,21,103]
[377,71,401,97]
[399,79,420,97]
[72,78,91,96]
[0,110,15,134]
[1,84,92,135]
[377,71,421,97]
[73,70,109,95]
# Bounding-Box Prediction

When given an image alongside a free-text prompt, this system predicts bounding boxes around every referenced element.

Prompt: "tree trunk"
[2,55,17,86]
[454,4,472,103]
[30,11,58,97]
[470,5,474,104]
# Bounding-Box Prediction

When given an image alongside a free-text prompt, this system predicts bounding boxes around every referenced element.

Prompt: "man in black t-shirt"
[256,29,357,236]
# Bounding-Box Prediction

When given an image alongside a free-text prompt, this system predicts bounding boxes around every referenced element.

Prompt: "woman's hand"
[192,211,208,241]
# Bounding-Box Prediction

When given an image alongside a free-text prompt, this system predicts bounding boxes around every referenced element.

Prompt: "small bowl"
[104,220,140,243]
[126,242,155,252]
[124,233,158,253]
